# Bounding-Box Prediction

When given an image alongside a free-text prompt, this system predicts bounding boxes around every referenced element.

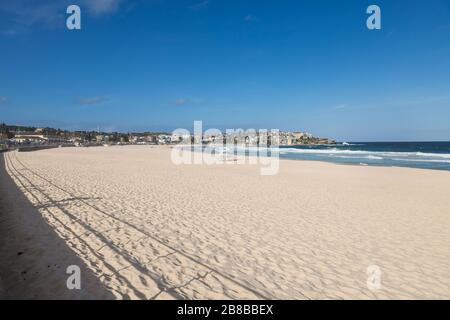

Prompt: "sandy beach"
[1,145,449,299]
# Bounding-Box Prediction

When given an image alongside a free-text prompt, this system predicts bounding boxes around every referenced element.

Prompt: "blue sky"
[1,0,449,141]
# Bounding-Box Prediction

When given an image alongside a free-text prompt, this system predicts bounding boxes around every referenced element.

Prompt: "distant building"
[145,135,158,144]
[13,131,71,144]
[13,132,46,143]
[293,132,304,140]
[171,133,184,143]
[157,134,168,144]
[286,135,294,145]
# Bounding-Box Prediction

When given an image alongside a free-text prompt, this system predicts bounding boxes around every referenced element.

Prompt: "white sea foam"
[392,158,450,163]
[415,152,450,158]
[207,146,450,167]
[279,148,450,159]
[365,155,384,160]
[330,155,384,160]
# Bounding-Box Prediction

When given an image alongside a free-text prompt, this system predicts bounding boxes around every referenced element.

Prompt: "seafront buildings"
[0,124,335,149]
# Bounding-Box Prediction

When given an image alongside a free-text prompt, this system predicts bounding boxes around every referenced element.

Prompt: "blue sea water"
[278,142,450,171]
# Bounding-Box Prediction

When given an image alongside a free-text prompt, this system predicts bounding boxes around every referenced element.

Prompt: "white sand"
[1,145,449,299]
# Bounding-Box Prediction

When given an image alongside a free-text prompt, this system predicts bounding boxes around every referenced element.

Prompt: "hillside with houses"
[0,123,335,151]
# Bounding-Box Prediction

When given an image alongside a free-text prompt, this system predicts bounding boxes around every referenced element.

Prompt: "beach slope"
[1,146,449,299]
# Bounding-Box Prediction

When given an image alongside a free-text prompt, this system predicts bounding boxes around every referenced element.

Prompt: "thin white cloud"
[190,0,209,10]
[334,104,347,110]
[0,1,65,27]
[244,14,256,22]
[77,96,109,105]
[0,96,7,103]
[388,95,450,106]
[174,98,190,106]
[83,0,121,15]
[173,97,205,106]
[1,30,18,36]
[0,0,122,34]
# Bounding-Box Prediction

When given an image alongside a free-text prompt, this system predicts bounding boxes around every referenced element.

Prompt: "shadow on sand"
[0,153,115,299]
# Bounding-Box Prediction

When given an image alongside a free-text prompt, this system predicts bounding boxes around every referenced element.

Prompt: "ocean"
[278,142,450,171]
